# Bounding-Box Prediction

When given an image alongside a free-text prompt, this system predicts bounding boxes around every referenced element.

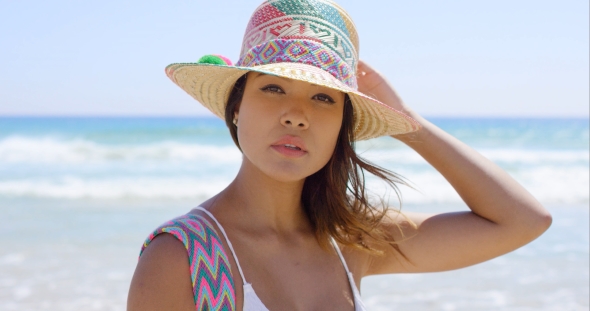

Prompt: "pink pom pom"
[213,54,233,66]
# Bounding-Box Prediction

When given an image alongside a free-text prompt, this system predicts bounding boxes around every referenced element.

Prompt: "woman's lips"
[270,135,308,158]
[271,144,308,158]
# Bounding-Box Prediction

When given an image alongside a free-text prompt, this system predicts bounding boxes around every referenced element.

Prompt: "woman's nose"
[280,107,309,129]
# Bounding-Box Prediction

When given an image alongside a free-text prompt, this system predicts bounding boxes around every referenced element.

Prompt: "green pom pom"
[197,55,229,65]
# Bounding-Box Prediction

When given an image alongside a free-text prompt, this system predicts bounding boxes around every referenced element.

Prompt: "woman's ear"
[233,109,240,125]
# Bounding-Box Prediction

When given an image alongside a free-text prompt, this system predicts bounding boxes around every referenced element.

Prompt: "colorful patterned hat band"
[236,39,356,88]
[240,0,359,73]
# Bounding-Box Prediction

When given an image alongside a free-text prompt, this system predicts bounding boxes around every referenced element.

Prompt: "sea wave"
[361,148,589,166]
[0,177,228,200]
[1,136,587,204]
[388,167,589,205]
[1,167,586,204]
[1,136,587,165]
[0,136,242,163]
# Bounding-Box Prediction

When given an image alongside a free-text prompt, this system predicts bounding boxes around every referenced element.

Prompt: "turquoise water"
[1,117,587,148]
[0,117,588,310]
[0,117,587,203]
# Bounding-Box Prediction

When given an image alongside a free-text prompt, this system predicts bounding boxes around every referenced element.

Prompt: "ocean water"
[0,117,588,310]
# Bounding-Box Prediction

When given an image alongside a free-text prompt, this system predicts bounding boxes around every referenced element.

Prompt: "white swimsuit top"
[195,207,367,311]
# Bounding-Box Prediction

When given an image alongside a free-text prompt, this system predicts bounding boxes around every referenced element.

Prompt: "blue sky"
[1,0,588,117]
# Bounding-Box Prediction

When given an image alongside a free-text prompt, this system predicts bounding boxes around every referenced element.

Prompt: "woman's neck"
[206,159,311,235]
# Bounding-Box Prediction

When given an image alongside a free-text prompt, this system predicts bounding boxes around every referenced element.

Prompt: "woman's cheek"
[236,116,262,157]
[315,115,342,165]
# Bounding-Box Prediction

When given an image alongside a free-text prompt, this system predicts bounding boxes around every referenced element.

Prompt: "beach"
[0,117,588,310]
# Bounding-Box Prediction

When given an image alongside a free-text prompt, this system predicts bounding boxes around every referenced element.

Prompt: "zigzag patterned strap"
[141,215,236,311]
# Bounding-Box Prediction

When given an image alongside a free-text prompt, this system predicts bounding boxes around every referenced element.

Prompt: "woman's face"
[235,72,345,183]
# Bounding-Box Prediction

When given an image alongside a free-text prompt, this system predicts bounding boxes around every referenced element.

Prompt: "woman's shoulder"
[130,213,237,311]
[129,216,201,311]
[140,213,219,256]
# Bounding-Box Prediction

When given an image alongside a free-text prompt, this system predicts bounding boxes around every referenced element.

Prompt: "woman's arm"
[127,234,195,311]
[356,61,552,275]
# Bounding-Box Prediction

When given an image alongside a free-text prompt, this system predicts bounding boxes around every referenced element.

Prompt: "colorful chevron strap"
[141,215,236,310]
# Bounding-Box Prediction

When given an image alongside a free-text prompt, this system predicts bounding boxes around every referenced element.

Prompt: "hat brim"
[166,62,420,141]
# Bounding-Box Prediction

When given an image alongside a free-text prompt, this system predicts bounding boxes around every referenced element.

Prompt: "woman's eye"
[313,94,335,103]
[260,85,284,94]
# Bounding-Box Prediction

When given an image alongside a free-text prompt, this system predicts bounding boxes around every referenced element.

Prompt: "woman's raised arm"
[355,61,552,275]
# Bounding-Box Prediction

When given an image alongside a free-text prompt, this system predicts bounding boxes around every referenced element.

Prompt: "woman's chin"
[261,165,311,184]
[240,153,326,184]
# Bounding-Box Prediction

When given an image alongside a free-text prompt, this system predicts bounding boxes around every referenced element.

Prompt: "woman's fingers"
[356,60,408,112]
[357,60,376,75]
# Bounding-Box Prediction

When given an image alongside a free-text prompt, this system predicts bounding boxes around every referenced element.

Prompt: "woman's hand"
[356,60,426,142]
[356,60,413,116]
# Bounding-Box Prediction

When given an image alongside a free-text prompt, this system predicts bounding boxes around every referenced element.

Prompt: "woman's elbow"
[536,209,553,234]
[524,205,552,241]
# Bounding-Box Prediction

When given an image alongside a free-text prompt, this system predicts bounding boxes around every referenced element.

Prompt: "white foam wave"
[0,136,587,204]
[0,136,242,163]
[1,136,587,165]
[361,148,589,166]
[0,176,229,200]
[383,167,590,205]
[1,165,587,204]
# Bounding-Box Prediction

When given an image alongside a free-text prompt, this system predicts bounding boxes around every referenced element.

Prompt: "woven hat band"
[237,39,357,88]
[240,0,359,73]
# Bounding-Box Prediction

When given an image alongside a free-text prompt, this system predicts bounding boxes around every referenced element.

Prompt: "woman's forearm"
[394,114,552,238]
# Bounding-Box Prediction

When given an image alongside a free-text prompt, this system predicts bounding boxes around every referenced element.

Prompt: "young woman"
[128,1,552,310]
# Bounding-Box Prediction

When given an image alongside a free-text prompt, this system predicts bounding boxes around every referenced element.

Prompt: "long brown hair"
[225,74,409,254]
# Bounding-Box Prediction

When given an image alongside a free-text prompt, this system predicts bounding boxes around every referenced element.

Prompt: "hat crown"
[238,0,360,81]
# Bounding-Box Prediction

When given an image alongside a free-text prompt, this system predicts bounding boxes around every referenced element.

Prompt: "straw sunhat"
[166,0,420,141]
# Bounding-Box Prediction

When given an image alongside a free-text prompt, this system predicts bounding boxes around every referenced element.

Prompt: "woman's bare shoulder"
[127,233,195,311]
